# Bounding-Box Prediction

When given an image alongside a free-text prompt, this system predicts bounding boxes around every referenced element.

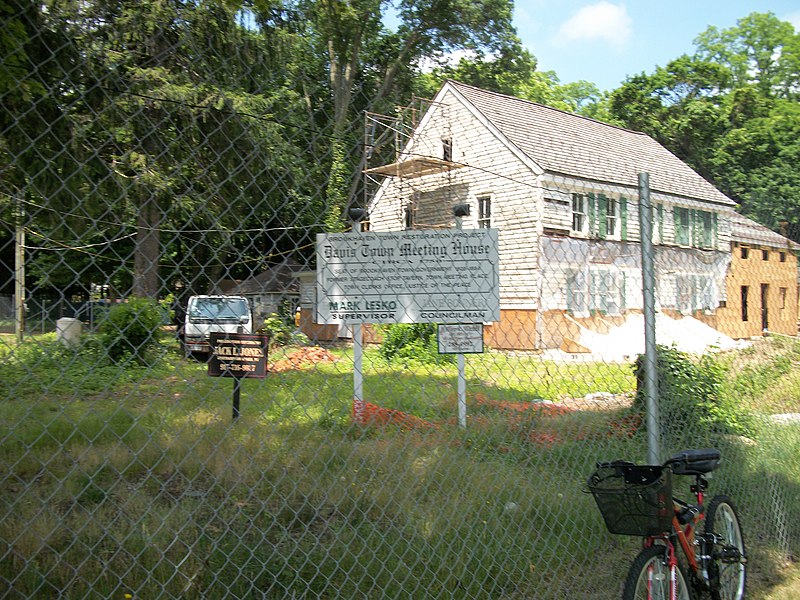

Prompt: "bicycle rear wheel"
[705,495,746,600]
[622,545,692,600]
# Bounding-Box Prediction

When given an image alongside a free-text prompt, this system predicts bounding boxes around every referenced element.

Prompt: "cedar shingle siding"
[366,81,797,349]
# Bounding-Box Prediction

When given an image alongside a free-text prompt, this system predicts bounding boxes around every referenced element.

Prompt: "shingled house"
[715,214,800,338]
[365,80,780,350]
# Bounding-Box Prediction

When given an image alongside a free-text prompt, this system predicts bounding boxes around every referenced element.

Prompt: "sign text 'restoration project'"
[316,229,500,324]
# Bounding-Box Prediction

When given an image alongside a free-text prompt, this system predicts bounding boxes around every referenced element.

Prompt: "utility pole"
[15,192,25,343]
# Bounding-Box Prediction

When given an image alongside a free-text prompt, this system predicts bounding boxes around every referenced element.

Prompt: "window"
[698,211,714,248]
[741,286,749,322]
[762,249,769,261]
[741,246,749,259]
[780,252,787,263]
[566,271,588,315]
[477,196,491,229]
[442,138,453,162]
[404,201,415,229]
[674,207,715,248]
[676,274,715,314]
[567,268,624,316]
[605,196,618,238]
[590,269,624,315]
[572,193,588,234]
[675,207,691,245]
[780,287,788,310]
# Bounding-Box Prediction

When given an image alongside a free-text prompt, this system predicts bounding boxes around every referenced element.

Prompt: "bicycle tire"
[705,495,747,600]
[622,545,693,600]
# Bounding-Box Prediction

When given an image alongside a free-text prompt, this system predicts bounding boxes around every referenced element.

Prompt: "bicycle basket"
[587,464,673,536]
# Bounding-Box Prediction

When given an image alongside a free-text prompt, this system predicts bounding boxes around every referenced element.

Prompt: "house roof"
[730,213,800,250]
[441,80,737,207]
[227,261,300,295]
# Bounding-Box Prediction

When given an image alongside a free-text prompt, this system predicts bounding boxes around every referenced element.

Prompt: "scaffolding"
[362,97,464,229]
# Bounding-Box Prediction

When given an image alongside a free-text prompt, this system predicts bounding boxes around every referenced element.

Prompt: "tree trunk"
[132,192,161,298]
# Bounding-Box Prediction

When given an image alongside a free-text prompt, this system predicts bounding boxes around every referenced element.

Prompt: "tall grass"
[1,336,799,597]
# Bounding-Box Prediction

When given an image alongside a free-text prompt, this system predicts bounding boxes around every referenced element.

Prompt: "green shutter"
[598,193,608,239]
[620,196,628,241]
[712,212,718,249]
[673,207,679,244]
[658,204,664,243]
[588,192,596,236]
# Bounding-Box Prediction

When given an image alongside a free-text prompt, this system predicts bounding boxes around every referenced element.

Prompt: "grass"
[1,334,799,598]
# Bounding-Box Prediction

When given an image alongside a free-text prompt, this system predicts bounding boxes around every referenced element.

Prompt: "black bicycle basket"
[587,463,673,536]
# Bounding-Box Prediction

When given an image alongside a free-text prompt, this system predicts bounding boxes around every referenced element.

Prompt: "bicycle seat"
[664,449,721,475]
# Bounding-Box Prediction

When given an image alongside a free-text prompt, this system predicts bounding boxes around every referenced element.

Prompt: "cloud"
[557,2,632,49]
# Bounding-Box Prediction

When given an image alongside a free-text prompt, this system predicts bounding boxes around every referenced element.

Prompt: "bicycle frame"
[643,473,710,594]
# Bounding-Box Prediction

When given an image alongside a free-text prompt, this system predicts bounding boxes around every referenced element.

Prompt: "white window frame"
[477,195,491,229]
[605,196,619,239]
[442,137,453,162]
[404,200,415,230]
[567,267,624,316]
[572,193,588,235]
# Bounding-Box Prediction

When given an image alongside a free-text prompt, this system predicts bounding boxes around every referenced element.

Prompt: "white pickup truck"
[182,295,253,357]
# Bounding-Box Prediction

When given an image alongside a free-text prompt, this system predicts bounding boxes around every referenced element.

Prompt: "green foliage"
[259,312,309,347]
[378,323,454,365]
[610,12,800,243]
[99,297,164,363]
[633,345,754,443]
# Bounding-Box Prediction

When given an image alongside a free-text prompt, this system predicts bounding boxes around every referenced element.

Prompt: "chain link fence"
[2,3,799,598]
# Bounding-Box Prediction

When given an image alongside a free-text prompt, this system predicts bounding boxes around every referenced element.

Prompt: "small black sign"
[208,333,268,379]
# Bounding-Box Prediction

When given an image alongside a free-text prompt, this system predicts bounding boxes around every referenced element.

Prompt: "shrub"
[99,297,164,363]
[259,312,308,347]
[378,323,454,364]
[633,345,754,445]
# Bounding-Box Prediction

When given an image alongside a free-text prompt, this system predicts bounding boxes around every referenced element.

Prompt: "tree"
[609,55,730,174]
[608,12,800,242]
[694,12,800,100]
[710,98,800,233]
[250,0,520,220]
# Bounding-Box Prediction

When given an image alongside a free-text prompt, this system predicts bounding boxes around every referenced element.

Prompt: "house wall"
[483,309,538,350]
[366,89,756,352]
[715,243,798,338]
[368,88,542,311]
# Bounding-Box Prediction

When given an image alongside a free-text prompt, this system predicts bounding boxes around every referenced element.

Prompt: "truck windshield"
[189,298,248,322]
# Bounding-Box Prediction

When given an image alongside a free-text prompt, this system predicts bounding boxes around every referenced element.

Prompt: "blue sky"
[513,0,800,91]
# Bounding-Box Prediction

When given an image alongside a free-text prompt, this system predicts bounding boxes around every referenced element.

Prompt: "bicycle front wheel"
[622,545,693,600]
[705,495,747,600]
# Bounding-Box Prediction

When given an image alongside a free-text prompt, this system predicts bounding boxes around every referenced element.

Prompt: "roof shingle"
[445,80,736,207]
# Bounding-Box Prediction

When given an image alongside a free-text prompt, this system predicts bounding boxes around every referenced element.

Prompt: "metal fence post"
[638,173,660,464]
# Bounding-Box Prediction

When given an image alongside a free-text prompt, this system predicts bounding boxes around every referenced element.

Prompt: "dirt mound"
[270,346,338,372]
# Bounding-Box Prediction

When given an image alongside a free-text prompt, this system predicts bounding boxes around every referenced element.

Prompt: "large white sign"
[316,229,500,324]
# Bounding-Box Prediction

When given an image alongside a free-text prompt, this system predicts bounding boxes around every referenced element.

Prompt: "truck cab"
[183,295,253,358]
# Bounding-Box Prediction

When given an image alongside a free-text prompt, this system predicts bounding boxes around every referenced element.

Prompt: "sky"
[513,0,800,91]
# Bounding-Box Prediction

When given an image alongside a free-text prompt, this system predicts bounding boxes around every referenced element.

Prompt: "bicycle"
[587,448,747,599]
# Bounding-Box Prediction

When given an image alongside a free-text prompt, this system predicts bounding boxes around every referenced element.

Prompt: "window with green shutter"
[598,193,608,238]
[571,193,588,234]
[675,207,690,245]
[600,194,619,239]
[698,211,715,248]
[620,197,628,240]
